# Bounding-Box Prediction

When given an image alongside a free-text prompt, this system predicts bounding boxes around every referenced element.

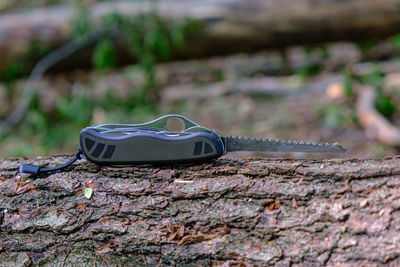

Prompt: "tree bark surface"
[2,0,400,73]
[1,155,400,266]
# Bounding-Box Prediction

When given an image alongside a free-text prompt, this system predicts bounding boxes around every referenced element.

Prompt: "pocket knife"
[80,114,346,164]
[20,114,346,175]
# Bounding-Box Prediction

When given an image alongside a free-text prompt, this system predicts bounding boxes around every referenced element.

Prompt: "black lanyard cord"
[19,149,83,175]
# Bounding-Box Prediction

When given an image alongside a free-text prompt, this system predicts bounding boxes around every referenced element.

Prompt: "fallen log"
[2,0,400,74]
[160,75,342,104]
[1,155,400,265]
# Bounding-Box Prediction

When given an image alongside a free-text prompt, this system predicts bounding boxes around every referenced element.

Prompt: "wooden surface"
[1,155,400,266]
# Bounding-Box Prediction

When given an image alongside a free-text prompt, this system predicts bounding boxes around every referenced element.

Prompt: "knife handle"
[80,128,224,165]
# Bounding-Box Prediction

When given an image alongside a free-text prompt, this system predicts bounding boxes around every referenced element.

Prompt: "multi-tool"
[20,114,346,175]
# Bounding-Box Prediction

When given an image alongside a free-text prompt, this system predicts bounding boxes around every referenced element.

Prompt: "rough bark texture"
[1,155,400,266]
[2,0,400,73]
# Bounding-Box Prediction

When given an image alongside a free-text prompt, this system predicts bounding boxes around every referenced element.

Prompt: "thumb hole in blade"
[165,117,185,132]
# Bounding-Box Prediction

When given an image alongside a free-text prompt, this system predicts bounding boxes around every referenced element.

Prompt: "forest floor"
[1,41,400,159]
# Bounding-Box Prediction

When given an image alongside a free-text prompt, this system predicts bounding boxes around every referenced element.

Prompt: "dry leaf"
[269,200,280,211]
[84,187,93,199]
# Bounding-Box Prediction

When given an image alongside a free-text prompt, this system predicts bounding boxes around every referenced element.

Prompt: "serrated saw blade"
[223,136,346,153]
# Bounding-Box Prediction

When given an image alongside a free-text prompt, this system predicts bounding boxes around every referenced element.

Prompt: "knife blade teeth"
[227,135,344,152]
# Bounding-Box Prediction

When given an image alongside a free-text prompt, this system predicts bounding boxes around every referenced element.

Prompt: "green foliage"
[358,68,385,89]
[69,5,202,106]
[222,240,226,248]
[342,70,355,98]
[304,45,330,60]
[2,61,26,82]
[56,93,94,126]
[0,0,10,11]
[342,65,396,119]
[92,39,117,70]
[294,45,329,79]
[356,40,378,54]
[7,142,35,158]
[294,63,322,78]
[2,40,50,82]
[316,101,357,129]
[28,40,51,59]
[357,68,396,118]
[317,104,345,128]
[98,11,202,105]
[17,90,95,151]
[375,92,396,118]
[14,81,164,155]
[391,33,400,50]
[98,88,159,123]
[70,6,92,40]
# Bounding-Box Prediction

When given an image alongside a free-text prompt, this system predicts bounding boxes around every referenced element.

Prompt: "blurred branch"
[160,76,341,104]
[351,61,400,76]
[356,85,400,146]
[0,35,99,140]
[160,60,400,104]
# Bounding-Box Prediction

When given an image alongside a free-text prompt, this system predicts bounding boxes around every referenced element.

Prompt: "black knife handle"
[80,128,224,165]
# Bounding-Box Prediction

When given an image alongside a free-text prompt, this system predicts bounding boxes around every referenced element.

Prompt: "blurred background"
[1,0,400,159]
